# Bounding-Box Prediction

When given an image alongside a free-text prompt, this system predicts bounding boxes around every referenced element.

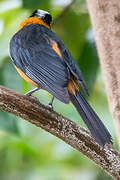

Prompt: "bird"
[9,9,112,146]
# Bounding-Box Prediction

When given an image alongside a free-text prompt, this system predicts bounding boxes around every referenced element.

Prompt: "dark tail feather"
[69,91,112,146]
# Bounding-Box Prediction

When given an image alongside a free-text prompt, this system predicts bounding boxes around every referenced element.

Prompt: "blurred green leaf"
[96,170,113,180]
[22,0,51,11]
[78,40,99,93]
[0,111,19,134]
[0,8,29,61]
[22,79,30,94]
[0,59,21,134]
[2,59,22,91]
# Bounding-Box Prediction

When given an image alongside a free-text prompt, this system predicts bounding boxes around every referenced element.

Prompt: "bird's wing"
[10,24,70,103]
[42,25,89,95]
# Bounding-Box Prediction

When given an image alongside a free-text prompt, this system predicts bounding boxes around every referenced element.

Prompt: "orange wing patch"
[67,74,79,95]
[51,41,62,57]
[16,67,38,87]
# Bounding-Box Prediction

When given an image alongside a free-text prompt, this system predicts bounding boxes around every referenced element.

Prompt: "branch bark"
[0,86,120,179]
[86,0,120,146]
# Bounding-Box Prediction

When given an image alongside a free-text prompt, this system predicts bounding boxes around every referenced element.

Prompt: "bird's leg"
[25,87,40,96]
[48,96,54,109]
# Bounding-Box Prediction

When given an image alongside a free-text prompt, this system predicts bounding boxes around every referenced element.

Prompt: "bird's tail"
[69,91,112,146]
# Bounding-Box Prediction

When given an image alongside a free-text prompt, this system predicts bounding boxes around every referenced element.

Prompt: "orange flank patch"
[67,75,79,95]
[52,41,62,57]
[16,67,38,87]
[17,17,50,32]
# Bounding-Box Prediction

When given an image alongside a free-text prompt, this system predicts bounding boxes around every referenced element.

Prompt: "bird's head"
[30,9,52,26]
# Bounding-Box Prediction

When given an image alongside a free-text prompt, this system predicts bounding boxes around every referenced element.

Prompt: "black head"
[30,9,52,26]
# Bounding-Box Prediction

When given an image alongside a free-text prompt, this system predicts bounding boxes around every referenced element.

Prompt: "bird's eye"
[43,14,52,26]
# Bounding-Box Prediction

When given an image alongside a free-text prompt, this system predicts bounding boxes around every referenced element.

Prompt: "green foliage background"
[0,0,117,179]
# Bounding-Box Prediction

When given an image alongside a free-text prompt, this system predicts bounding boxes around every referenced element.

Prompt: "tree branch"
[86,0,120,146]
[0,86,120,179]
